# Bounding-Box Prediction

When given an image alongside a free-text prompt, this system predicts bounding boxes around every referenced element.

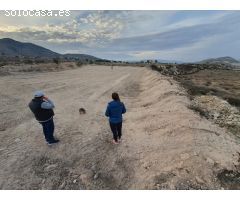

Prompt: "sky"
[0,10,240,62]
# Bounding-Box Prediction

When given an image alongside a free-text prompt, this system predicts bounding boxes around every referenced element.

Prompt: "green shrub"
[53,58,60,64]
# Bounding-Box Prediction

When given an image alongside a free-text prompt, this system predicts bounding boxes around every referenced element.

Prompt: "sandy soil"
[0,65,239,189]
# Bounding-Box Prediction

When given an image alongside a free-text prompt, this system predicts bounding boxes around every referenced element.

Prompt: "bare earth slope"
[0,65,239,189]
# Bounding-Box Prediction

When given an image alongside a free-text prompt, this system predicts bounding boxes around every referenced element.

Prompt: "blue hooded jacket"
[105,100,126,123]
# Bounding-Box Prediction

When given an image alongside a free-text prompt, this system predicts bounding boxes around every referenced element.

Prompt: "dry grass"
[176,69,240,109]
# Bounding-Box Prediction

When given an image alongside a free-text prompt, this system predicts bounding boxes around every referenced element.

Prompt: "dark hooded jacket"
[29,98,54,122]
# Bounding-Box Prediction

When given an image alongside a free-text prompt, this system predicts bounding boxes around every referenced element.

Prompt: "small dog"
[79,108,86,115]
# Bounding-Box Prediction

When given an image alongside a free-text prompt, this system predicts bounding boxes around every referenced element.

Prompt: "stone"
[143,162,151,169]
[180,153,190,160]
[72,174,80,179]
[73,179,77,183]
[44,164,58,171]
[93,173,99,180]
[196,176,205,184]
[59,181,66,189]
[206,158,215,165]
[91,165,97,171]
[178,161,184,167]
[80,174,90,184]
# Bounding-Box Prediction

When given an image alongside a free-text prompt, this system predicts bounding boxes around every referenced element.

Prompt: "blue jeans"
[40,118,55,143]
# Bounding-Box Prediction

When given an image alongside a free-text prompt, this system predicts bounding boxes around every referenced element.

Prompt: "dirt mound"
[150,63,235,76]
[190,95,240,137]
[123,69,240,189]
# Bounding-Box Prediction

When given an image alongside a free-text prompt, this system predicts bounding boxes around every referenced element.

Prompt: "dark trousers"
[109,122,122,142]
[40,118,55,143]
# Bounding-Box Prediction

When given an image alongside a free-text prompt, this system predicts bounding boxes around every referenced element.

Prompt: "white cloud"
[0,11,240,61]
[0,11,125,45]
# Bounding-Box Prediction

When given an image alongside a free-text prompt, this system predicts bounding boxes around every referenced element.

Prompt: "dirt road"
[0,65,239,189]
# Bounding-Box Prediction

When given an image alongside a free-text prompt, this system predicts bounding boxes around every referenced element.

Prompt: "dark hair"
[35,96,43,99]
[112,92,120,101]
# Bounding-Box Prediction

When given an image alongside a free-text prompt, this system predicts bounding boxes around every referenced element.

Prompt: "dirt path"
[0,65,239,189]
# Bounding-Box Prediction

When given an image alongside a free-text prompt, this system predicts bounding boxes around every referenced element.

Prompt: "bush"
[0,62,7,67]
[226,97,240,107]
[53,58,60,64]
[35,59,45,64]
[76,62,83,67]
[150,64,159,71]
[24,59,34,64]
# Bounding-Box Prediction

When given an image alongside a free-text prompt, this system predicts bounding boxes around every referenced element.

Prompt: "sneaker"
[112,140,119,145]
[47,139,59,145]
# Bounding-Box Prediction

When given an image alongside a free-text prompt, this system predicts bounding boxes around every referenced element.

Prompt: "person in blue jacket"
[105,92,126,144]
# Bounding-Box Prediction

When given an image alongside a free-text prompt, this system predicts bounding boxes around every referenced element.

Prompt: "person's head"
[34,90,44,99]
[112,92,120,101]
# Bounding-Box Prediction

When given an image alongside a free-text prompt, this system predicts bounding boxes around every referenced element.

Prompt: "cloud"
[0,11,125,46]
[90,11,240,60]
[0,11,240,61]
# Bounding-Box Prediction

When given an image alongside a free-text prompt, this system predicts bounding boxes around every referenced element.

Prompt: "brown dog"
[79,108,86,115]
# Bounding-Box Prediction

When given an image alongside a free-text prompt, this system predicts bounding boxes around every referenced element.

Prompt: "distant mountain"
[0,38,60,58]
[0,38,101,61]
[198,56,239,64]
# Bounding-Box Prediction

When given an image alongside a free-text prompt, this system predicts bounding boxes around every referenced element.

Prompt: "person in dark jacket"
[28,91,59,145]
[105,92,126,144]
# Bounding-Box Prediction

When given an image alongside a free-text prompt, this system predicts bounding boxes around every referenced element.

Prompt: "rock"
[73,179,77,183]
[94,173,99,180]
[178,161,184,167]
[72,174,80,179]
[193,151,198,156]
[143,162,151,169]
[196,176,205,184]
[206,157,215,165]
[44,164,58,171]
[59,181,66,189]
[80,174,91,184]
[15,138,21,142]
[91,165,97,171]
[180,153,190,160]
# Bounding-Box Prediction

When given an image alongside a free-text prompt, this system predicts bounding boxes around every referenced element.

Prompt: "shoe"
[47,139,59,145]
[112,140,119,145]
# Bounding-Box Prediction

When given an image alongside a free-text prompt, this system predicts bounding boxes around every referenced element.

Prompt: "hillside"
[0,38,60,58]
[198,56,239,64]
[0,38,100,61]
